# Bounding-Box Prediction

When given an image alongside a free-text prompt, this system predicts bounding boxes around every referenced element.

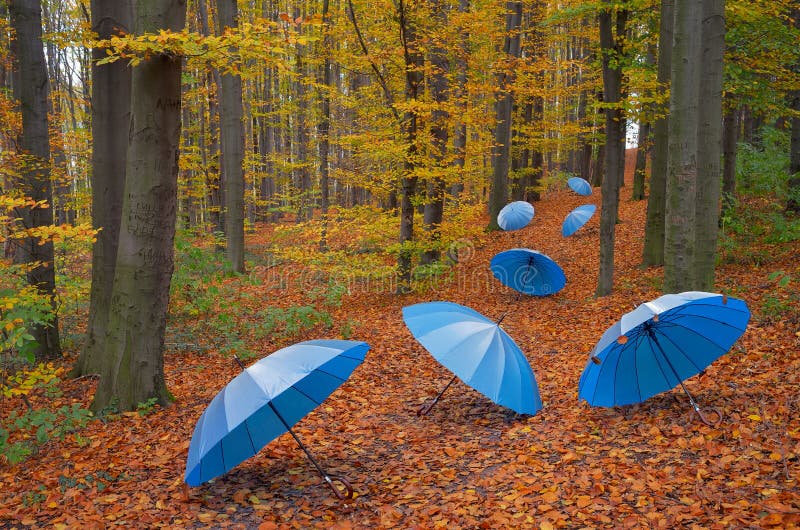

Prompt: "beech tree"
[73,0,133,379]
[92,0,186,412]
[8,0,61,360]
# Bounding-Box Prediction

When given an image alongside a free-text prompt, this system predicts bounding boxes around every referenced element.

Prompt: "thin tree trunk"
[722,102,739,209]
[694,0,724,290]
[73,0,133,378]
[664,0,701,292]
[488,1,522,230]
[596,1,627,297]
[92,0,185,413]
[8,0,61,360]
[787,7,800,213]
[642,0,674,267]
[421,0,448,265]
[318,0,332,251]
[631,121,650,200]
[218,0,245,273]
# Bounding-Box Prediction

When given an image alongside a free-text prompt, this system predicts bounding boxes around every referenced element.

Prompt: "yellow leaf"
[747,414,762,421]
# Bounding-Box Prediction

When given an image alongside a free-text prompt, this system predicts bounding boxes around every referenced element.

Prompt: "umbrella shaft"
[267,402,330,479]
[650,334,700,411]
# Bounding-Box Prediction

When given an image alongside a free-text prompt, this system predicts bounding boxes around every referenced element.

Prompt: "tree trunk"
[197,0,222,235]
[694,0,724,290]
[487,1,522,230]
[787,7,800,213]
[663,0,701,293]
[449,0,469,201]
[642,0,674,267]
[420,0,449,265]
[722,102,739,209]
[396,1,423,293]
[92,0,185,413]
[318,0,332,251]
[631,121,650,200]
[596,1,627,297]
[8,0,61,360]
[73,0,133,378]
[218,0,245,273]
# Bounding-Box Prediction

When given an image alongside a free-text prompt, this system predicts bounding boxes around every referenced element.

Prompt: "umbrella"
[578,292,750,424]
[562,204,596,237]
[185,339,370,499]
[490,248,566,296]
[568,177,592,196]
[403,301,542,416]
[497,201,535,231]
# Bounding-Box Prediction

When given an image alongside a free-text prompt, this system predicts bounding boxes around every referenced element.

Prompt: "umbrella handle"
[417,401,435,416]
[694,406,723,427]
[324,474,354,500]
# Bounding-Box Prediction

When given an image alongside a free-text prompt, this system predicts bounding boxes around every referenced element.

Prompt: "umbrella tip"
[616,335,629,345]
[591,356,601,365]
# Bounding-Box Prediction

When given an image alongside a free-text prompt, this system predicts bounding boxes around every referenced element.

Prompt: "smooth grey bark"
[487,1,522,230]
[197,0,222,234]
[694,0,724,290]
[396,0,423,293]
[642,0,674,267]
[596,1,627,297]
[449,0,469,201]
[722,103,739,208]
[74,0,133,378]
[9,0,61,360]
[318,0,332,251]
[663,0,701,293]
[420,0,449,265]
[218,0,245,273]
[788,7,800,213]
[92,0,185,413]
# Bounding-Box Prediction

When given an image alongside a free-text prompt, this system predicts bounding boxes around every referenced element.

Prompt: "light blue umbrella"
[490,248,566,296]
[562,204,596,237]
[568,177,592,196]
[578,292,750,424]
[185,339,370,498]
[403,301,542,416]
[497,201,535,231]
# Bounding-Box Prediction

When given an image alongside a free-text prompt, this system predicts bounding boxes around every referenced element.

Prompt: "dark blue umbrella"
[578,292,750,424]
[568,177,592,196]
[497,201,535,231]
[185,339,370,498]
[490,248,566,296]
[562,204,596,237]
[403,301,542,416]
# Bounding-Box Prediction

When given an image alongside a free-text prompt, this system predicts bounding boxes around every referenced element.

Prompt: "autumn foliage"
[1,165,798,528]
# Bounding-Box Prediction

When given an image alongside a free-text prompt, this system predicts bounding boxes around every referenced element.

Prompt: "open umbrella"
[403,301,542,416]
[562,204,596,237]
[568,177,592,196]
[497,201,535,231]
[185,339,370,499]
[490,248,566,297]
[578,292,749,424]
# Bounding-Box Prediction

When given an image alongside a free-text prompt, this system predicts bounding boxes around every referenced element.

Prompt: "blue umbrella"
[578,292,750,424]
[403,301,542,416]
[185,339,370,498]
[567,177,592,196]
[497,201,535,231]
[490,248,566,296]
[562,204,596,237]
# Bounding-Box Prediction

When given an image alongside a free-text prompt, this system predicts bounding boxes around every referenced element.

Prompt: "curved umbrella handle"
[324,474,354,500]
[695,406,723,427]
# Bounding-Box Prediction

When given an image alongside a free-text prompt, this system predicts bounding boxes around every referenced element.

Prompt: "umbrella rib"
[660,310,748,332]
[651,325,706,375]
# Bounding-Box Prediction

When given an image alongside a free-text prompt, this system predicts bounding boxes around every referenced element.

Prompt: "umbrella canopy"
[568,177,592,196]
[562,204,596,237]
[578,292,749,418]
[497,201,535,231]
[185,339,369,495]
[490,248,566,296]
[403,301,542,415]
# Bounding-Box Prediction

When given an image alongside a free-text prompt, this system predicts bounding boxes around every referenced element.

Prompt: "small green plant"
[136,397,159,416]
[253,306,333,340]
[759,271,797,322]
[22,486,47,507]
[309,279,348,307]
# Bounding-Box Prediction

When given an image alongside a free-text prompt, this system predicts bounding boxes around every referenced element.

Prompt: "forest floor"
[1,169,799,528]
